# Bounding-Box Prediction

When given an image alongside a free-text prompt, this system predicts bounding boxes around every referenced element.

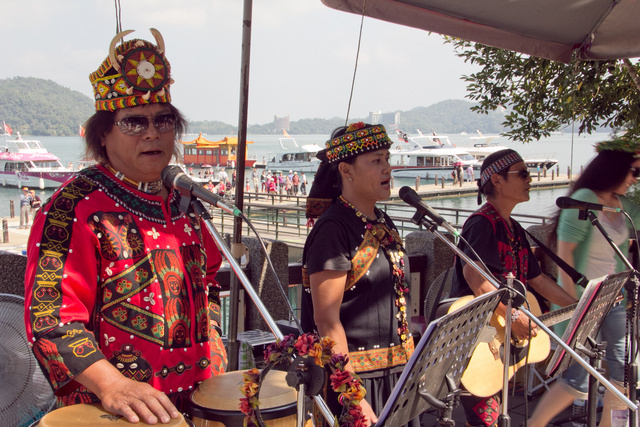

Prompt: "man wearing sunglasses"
[24,29,227,425]
[448,149,577,427]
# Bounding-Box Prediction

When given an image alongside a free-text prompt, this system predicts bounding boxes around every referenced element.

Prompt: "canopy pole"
[227,0,253,372]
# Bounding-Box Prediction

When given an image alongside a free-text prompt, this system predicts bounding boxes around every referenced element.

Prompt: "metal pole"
[227,0,253,371]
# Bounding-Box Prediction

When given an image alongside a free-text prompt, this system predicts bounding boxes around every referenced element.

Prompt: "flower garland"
[239,332,367,427]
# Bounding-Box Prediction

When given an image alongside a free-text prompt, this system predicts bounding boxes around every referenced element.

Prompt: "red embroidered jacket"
[24,165,226,404]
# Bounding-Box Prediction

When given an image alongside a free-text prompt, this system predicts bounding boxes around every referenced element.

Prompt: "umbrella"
[321,0,640,63]
[200,164,213,169]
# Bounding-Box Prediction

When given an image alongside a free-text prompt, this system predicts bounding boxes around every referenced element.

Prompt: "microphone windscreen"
[161,165,184,188]
[555,196,573,209]
[398,186,414,203]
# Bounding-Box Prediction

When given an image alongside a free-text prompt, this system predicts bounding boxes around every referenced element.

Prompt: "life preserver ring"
[395,145,402,151]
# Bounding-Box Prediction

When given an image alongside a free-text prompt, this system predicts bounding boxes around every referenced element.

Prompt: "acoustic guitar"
[448,293,577,397]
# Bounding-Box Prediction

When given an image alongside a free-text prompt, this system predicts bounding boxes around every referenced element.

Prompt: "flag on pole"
[3,122,12,135]
[283,129,291,138]
[79,124,85,137]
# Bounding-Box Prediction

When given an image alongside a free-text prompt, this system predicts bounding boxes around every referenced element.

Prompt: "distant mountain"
[0,77,94,136]
[398,100,507,135]
[0,77,507,136]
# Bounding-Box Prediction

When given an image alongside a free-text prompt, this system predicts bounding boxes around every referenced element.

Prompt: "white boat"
[465,130,504,162]
[464,131,559,171]
[390,129,480,180]
[0,133,76,189]
[523,155,559,172]
[265,133,322,173]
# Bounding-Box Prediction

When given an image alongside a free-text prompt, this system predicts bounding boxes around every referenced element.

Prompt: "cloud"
[1,0,478,126]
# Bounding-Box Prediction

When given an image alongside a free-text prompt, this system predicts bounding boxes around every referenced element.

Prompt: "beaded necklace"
[505,222,523,281]
[338,195,411,342]
[105,164,164,195]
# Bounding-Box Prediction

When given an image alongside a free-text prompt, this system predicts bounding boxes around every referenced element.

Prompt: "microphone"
[555,196,621,213]
[399,186,460,236]
[161,165,242,216]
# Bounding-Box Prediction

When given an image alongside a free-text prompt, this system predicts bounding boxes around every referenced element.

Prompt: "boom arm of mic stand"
[190,200,336,425]
[412,214,637,411]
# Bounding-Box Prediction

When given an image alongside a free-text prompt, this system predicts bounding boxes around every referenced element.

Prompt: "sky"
[1,0,480,126]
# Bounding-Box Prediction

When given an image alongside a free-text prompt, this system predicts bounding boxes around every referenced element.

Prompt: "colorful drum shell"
[33,403,193,426]
[189,370,297,427]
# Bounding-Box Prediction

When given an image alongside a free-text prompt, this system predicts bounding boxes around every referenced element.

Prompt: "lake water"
[0,131,608,219]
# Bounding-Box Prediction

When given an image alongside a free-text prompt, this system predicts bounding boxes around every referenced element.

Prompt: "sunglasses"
[114,113,177,136]
[507,169,531,180]
[630,167,640,178]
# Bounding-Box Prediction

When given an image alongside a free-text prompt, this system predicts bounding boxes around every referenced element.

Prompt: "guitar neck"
[537,303,577,328]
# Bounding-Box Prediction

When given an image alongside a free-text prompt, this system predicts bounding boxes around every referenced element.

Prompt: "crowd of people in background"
[188,166,309,198]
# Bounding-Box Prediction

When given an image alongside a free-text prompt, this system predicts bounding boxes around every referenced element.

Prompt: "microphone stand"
[407,210,636,421]
[182,197,336,426]
[581,209,639,427]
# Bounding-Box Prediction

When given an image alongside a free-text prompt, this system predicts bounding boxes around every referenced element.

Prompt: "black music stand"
[545,270,633,427]
[376,289,507,427]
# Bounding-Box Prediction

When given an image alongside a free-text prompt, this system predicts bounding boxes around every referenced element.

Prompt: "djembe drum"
[188,370,297,427]
[32,403,194,426]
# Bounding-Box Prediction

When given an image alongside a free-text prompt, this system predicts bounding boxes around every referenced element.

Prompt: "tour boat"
[0,133,75,189]
[463,131,559,171]
[265,133,322,173]
[390,129,480,180]
[181,133,257,168]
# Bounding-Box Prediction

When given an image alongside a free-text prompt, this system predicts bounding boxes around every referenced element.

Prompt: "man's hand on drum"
[76,360,180,424]
[99,376,179,424]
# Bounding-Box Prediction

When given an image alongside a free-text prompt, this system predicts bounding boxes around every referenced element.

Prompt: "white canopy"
[322,0,640,63]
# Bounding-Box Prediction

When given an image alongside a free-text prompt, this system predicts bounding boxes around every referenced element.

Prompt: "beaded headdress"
[90,29,173,112]
[306,122,394,222]
[319,122,393,163]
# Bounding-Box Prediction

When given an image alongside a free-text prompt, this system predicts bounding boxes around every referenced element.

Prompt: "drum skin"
[35,403,193,426]
[189,370,297,427]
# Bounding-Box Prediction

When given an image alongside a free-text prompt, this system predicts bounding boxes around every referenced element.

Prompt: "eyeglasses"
[630,167,640,178]
[507,169,531,180]
[114,113,177,136]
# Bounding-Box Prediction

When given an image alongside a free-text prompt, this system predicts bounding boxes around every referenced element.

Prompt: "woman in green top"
[529,139,640,427]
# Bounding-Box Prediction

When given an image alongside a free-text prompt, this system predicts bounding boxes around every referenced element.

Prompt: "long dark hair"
[548,150,637,243]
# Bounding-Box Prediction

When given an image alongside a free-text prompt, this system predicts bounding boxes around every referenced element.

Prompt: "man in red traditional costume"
[24,28,227,424]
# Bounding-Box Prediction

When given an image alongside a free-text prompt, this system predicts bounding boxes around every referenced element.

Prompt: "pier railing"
[209,191,553,246]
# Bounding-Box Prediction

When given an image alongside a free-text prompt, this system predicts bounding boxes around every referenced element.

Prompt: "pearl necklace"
[105,164,164,195]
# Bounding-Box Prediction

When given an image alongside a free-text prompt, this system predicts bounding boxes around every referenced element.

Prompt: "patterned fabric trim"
[472,396,501,426]
[83,166,182,223]
[349,339,415,373]
[101,254,166,346]
[30,176,99,336]
[345,228,379,291]
[473,203,529,283]
[301,226,382,291]
[479,151,523,188]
